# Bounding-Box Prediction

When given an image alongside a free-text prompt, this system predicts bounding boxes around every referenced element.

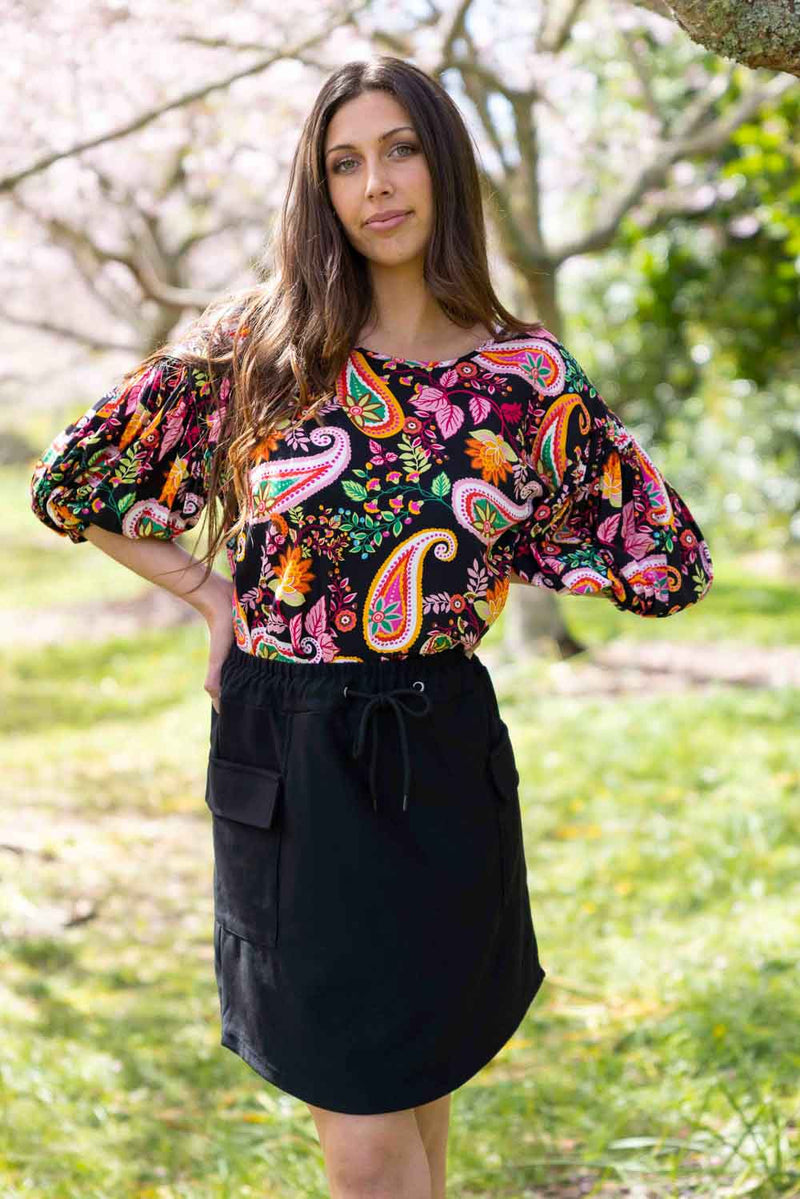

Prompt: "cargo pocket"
[205,753,283,948]
[487,721,523,907]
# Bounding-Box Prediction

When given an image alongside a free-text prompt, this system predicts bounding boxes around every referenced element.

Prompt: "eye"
[331,142,419,174]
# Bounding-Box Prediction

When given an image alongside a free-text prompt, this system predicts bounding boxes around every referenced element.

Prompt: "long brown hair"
[124,54,543,592]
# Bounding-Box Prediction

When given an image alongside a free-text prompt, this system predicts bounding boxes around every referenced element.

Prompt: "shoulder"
[112,354,230,433]
[474,323,570,398]
[487,326,600,402]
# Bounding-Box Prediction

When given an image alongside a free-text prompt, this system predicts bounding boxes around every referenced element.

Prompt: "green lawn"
[1,462,799,1196]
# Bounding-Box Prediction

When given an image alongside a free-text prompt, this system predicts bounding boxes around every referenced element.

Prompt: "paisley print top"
[29,326,714,662]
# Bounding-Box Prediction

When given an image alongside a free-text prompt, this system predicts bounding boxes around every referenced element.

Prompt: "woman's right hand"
[200,578,235,712]
[80,528,237,710]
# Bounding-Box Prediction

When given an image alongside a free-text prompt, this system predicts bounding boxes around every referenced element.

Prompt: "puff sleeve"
[511,336,714,617]
[29,355,226,544]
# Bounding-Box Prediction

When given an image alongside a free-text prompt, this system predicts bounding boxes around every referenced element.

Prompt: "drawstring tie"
[343,682,433,813]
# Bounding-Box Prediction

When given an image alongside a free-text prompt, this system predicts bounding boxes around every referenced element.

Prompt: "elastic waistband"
[221,642,488,711]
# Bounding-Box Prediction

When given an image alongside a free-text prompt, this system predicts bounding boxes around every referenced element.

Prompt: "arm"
[510,336,713,616]
[83,525,233,709]
[30,355,235,708]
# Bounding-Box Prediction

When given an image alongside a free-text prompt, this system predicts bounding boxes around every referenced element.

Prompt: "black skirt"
[206,641,546,1115]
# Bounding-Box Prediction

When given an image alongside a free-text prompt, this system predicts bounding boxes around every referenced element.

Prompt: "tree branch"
[0,1,372,193]
[549,71,797,266]
[630,0,800,75]
[0,305,138,353]
[537,0,592,53]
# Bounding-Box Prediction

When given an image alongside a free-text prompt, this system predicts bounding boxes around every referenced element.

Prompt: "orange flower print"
[465,431,514,487]
[119,406,148,451]
[268,545,315,607]
[601,450,622,507]
[251,431,282,464]
[158,456,188,506]
[485,575,510,624]
[335,609,357,632]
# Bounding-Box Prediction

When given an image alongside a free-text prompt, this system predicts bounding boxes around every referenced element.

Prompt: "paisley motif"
[530,392,590,491]
[363,530,459,653]
[451,478,534,545]
[249,426,350,522]
[232,594,253,652]
[620,555,682,598]
[250,627,322,662]
[120,497,195,537]
[625,438,674,526]
[335,352,407,437]
[560,566,615,596]
[473,337,566,394]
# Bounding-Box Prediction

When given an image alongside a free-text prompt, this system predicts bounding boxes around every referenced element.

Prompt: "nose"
[364,156,392,199]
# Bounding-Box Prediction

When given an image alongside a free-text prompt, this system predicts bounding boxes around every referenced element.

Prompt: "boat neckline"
[351,331,503,368]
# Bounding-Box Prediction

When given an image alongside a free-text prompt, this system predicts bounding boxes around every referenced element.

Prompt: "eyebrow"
[324,125,416,158]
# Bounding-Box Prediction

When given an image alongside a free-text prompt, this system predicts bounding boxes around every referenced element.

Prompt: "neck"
[361,261,463,354]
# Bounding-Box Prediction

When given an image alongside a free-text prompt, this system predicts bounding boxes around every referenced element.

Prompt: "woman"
[29,55,714,1199]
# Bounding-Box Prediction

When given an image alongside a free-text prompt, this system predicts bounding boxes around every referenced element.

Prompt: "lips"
[366,209,411,226]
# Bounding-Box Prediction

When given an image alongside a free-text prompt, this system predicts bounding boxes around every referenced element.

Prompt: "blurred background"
[2,1,799,1195]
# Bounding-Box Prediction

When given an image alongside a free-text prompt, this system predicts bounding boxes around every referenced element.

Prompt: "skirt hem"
[218,963,547,1116]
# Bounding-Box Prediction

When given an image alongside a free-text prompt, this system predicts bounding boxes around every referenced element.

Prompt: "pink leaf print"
[125,366,161,415]
[621,501,655,559]
[158,399,188,460]
[289,612,303,653]
[412,385,448,412]
[435,403,465,439]
[410,384,465,438]
[208,406,222,443]
[469,394,492,422]
[306,595,327,639]
[318,631,338,662]
[596,512,620,545]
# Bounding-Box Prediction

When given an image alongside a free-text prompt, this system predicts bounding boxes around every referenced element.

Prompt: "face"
[324,90,433,269]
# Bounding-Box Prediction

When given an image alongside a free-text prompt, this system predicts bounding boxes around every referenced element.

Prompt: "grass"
[1,460,799,1196]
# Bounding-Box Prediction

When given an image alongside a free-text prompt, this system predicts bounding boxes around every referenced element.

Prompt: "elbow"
[29,473,89,544]
[617,546,714,617]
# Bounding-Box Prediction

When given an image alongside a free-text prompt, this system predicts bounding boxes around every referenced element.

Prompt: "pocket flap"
[488,726,520,802]
[205,755,281,829]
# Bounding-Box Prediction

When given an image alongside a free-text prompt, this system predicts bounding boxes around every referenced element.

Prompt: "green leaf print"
[342,480,368,501]
[397,434,430,475]
[430,471,451,498]
[115,446,145,484]
[692,564,709,594]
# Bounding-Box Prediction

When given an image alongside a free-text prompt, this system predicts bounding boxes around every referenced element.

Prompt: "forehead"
[324,91,414,151]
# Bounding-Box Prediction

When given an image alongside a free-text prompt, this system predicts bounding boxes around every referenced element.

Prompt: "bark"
[634,0,800,76]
